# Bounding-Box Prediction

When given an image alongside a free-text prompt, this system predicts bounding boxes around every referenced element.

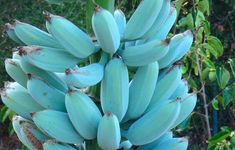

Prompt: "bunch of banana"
[2,0,196,149]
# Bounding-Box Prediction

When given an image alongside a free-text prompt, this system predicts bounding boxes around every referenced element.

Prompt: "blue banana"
[13,20,63,48]
[1,82,44,119]
[158,30,193,69]
[43,140,77,150]
[18,46,81,72]
[65,63,104,88]
[92,7,120,54]
[12,52,21,59]
[100,57,129,122]
[123,0,164,40]
[170,79,188,99]
[45,12,96,58]
[143,0,171,39]
[20,121,50,150]
[97,113,121,150]
[5,58,27,88]
[171,93,197,129]
[20,57,68,92]
[120,39,170,66]
[149,6,177,40]
[5,23,24,44]
[152,138,188,150]
[125,62,159,120]
[27,74,66,112]
[114,9,126,38]
[65,90,102,139]
[147,65,182,111]
[126,100,180,145]
[137,132,173,150]
[32,109,84,144]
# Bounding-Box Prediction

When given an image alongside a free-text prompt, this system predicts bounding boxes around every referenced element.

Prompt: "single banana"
[65,63,104,88]
[100,57,129,122]
[137,132,173,150]
[152,138,188,150]
[65,90,102,139]
[120,39,170,66]
[97,113,121,150]
[43,140,77,150]
[20,57,68,92]
[171,93,197,129]
[170,79,188,99]
[114,9,126,38]
[27,74,66,112]
[172,31,193,62]
[147,65,182,112]
[5,23,24,44]
[143,0,171,39]
[20,121,50,150]
[123,0,164,40]
[18,46,81,72]
[13,20,63,49]
[1,82,44,119]
[12,116,31,147]
[149,6,177,40]
[92,7,120,54]
[32,109,84,144]
[126,100,180,145]
[158,30,193,69]
[45,12,96,58]
[125,62,159,120]
[5,58,27,88]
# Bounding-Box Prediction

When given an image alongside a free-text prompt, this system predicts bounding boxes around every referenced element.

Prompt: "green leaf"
[198,0,210,15]
[222,85,235,109]
[204,36,224,58]
[209,70,216,82]
[204,58,215,68]
[201,67,210,81]
[177,13,194,29]
[202,20,211,35]
[216,67,230,89]
[45,0,78,5]
[0,106,9,122]
[174,0,187,15]
[229,58,235,77]
[207,130,231,144]
[212,99,219,110]
[95,0,115,14]
[195,10,205,27]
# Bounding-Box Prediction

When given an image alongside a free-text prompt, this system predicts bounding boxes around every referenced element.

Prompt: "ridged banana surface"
[101,58,129,122]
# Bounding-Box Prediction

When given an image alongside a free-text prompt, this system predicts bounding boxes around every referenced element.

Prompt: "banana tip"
[30,112,36,118]
[94,5,101,12]
[163,38,171,45]
[4,23,13,32]
[27,73,32,80]
[106,112,112,117]
[43,11,51,23]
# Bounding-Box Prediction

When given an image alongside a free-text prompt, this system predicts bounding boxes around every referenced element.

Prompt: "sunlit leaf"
[216,67,230,89]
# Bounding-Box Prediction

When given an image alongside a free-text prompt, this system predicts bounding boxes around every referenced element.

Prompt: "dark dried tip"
[106,112,112,117]
[12,19,21,27]
[27,74,32,80]
[65,68,72,75]
[4,23,13,32]
[171,97,181,103]
[173,60,184,67]
[30,112,36,118]
[12,48,20,52]
[67,89,75,95]
[163,38,171,45]
[5,59,15,65]
[43,11,51,23]
[94,5,101,12]
[113,53,122,59]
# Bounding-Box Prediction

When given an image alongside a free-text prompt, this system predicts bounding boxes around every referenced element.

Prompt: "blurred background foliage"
[0,0,234,149]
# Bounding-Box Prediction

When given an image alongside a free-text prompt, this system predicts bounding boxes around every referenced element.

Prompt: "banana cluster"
[2,0,196,149]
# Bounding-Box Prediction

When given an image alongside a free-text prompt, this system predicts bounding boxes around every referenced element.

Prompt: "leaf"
[0,106,9,122]
[197,0,210,15]
[229,58,235,77]
[201,67,210,81]
[174,0,187,15]
[95,0,115,14]
[216,67,230,89]
[212,99,219,110]
[204,58,215,68]
[177,13,194,29]
[195,10,205,27]
[222,85,235,109]
[207,130,231,144]
[204,36,224,58]
[202,20,211,35]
